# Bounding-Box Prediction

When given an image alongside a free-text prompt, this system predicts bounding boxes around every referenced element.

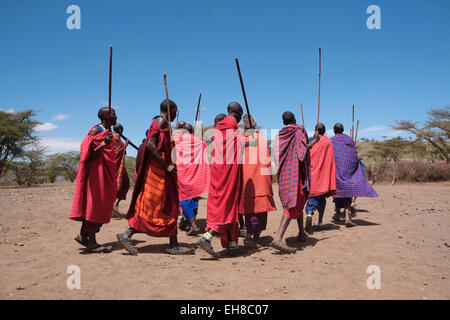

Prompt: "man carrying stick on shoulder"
[116,99,194,255]
[239,114,276,241]
[271,111,320,254]
[304,122,337,233]
[70,107,118,253]
[330,123,378,227]
[197,102,247,258]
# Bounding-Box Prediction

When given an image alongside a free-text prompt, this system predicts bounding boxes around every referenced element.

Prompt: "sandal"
[197,238,219,258]
[116,233,138,255]
[239,228,250,238]
[345,221,356,228]
[74,234,88,247]
[297,232,308,242]
[86,243,112,253]
[186,226,200,236]
[166,246,195,255]
[270,240,297,254]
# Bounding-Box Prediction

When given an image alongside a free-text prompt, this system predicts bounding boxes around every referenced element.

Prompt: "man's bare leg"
[296,215,307,241]
[238,215,247,238]
[271,215,296,254]
[345,202,356,227]
[186,218,200,235]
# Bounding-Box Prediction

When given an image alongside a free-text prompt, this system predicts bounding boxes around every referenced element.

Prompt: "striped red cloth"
[239,132,276,214]
[70,124,117,224]
[112,135,130,200]
[174,132,210,201]
[274,124,310,210]
[206,116,243,247]
[127,116,180,222]
[330,133,378,198]
[309,135,336,197]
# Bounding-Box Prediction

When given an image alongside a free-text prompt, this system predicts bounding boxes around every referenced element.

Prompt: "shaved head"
[334,123,344,134]
[316,122,326,135]
[214,113,227,127]
[243,114,257,130]
[176,121,187,130]
[227,102,243,123]
[184,123,194,134]
[282,111,296,125]
[98,107,116,120]
[113,123,123,135]
[97,107,117,126]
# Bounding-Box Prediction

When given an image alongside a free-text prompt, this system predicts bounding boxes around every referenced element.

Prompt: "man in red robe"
[116,99,194,256]
[239,114,276,240]
[271,112,319,254]
[197,102,244,258]
[111,124,130,217]
[174,122,210,235]
[304,123,337,233]
[70,107,118,253]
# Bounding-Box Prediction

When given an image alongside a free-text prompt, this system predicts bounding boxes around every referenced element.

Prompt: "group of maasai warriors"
[70,99,378,256]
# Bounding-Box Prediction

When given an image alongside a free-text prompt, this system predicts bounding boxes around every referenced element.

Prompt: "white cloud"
[0,108,15,113]
[358,125,405,139]
[40,137,81,153]
[35,122,58,132]
[51,114,70,121]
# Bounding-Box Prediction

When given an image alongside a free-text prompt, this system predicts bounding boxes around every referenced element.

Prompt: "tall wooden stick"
[119,134,138,150]
[163,73,173,141]
[108,45,113,123]
[354,120,360,144]
[351,105,355,139]
[317,48,321,125]
[195,93,202,123]
[300,102,305,128]
[235,58,253,128]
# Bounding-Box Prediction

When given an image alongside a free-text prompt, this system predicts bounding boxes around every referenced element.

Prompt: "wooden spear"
[354,120,360,144]
[351,105,355,139]
[194,93,202,139]
[300,102,305,128]
[235,58,253,128]
[317,48,321,125]
[163,73,173,141]
[108,45,113,125]
[119,134,138,150]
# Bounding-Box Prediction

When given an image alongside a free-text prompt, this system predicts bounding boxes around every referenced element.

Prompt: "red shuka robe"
[309,135,337,197]
[206,116,243,247]
[126,116,180,237]
[70,124,117,224]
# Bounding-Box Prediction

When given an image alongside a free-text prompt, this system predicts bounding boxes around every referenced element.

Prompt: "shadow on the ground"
[285,235,322,250]
[332,219,380,227]
[78,239,146,255]
[133,241,197,255]
[311,223,341,233]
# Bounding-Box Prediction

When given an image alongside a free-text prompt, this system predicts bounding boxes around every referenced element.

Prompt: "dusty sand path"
[0,182,449,300]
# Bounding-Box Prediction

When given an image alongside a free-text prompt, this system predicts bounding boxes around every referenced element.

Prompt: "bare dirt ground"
[0,182,449,300]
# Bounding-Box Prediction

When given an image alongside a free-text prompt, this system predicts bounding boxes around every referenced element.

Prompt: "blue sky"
[1,0,449,156]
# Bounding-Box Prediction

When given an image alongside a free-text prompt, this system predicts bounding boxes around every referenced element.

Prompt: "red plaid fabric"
[330,133,378,198]
[70,124,117,224]
[274,124,310,210]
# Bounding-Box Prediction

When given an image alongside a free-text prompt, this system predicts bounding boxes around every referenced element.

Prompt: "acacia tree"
[0,110,40,178]
[392,106,449,161]
[371,137,409,185]
[10,143,46,186]
[47,152,80,183]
